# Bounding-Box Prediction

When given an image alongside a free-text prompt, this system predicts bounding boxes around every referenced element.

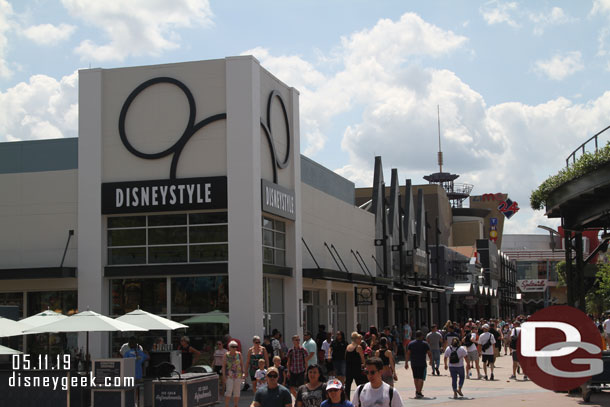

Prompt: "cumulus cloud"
[62,0,214,62]
[528,7,573,35]
[252,13,467,156]
[534,51,584,80]
[0,0,14,78]
[0,71,78,142]
[249,11,610,234]
[480,0,520,28]
[22,23,76,45]
[591,0,610,16]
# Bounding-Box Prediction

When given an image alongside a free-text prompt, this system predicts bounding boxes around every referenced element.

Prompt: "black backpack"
[481,335,492,351]
[449,347,459,364]
[356,383,394,407]
[510,328,520,349]
[464,333,472,347]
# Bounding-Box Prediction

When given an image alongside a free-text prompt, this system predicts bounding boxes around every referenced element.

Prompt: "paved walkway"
[231,352,610,407]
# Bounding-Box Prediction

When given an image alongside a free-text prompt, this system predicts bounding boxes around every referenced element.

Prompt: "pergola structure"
[545,130,610,311]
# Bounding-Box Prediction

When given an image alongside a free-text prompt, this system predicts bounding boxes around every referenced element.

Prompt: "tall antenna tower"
[423,105,473,208]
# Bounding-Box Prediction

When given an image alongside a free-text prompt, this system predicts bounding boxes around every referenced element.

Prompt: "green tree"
[556,261,566,287]
[586,263,610,317]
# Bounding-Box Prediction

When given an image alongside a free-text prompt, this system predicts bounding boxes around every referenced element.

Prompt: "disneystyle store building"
[0,57,390,358]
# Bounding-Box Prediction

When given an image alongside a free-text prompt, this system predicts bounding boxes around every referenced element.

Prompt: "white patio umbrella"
[0,317,32,337]
[23,309,147,367]
[20,309,68,327]
[0,344,22,355]
[115,307,188,330]
[20,309,69,355]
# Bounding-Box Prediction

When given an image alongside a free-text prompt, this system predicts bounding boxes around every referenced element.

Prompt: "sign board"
[498,198,520,219]
[518,279,548,292]
[261,179,296,220]
[93,358,135,387]
[355,287,373,306]
[102,177,227,214]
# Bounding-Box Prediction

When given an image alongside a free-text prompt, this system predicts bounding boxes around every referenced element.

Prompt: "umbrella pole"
[86,331,90,371]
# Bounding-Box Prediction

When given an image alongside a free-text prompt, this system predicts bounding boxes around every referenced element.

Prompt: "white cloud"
[251,13,467,156]
[591,0,610,16]
[480,1,520,28]
[0,71,78,142]
[529,7,573,35]
[534,51,584,80]
[0,0,14,78]
[62,0,214,62]
[249,11,610,235]
[22,23,76,45]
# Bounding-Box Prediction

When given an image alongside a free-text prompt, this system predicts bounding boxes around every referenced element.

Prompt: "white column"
[78,68,107,357]
[226,56,264,346]
[283,87,303,338]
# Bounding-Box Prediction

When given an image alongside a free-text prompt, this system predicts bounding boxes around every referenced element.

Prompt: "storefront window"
[262,217,286,267]
[303,290,321,335]
[357,305,370,331]
[26,291,78,358]
[0,292,24,316]
[332,292,347,334]
[107,211,228,265]
[263,277,284,335]
[171,276,228,314]
[110,278,167,315]
[27,291,77,316]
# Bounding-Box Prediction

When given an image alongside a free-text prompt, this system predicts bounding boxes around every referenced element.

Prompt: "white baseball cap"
[326,379,343,390]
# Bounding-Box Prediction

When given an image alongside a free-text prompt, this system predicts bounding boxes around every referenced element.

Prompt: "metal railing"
[566,125,610,169]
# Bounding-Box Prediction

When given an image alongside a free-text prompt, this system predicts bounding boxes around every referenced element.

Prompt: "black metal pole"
[564,228,573,307]
[575,233,585,311]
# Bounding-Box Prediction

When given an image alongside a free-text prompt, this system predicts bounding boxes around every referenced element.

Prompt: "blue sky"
[1,0,610,235]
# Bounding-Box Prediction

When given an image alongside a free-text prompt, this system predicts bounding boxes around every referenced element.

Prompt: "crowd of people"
[212,316,530,407]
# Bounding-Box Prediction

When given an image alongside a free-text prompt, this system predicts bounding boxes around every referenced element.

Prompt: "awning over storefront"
[302,268,392,287]
[0,267,76,280]
[391,287,423,296]
[419,283,446,293]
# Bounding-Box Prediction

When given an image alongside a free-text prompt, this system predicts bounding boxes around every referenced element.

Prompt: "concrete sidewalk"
[230,352,610,407]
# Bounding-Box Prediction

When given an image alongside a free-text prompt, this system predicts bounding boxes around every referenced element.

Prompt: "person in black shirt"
[330,331,348,383]
[405,331,432,399]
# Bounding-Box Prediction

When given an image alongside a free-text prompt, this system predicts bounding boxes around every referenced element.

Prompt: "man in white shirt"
[478,324,496,381]
[509,320,527,380]
[321,331,333,375]
[353,357,403,407]
[302,331,318,366]
[603,316,610,350]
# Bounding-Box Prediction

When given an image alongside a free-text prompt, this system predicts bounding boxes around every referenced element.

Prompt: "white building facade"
[0,57,381,358]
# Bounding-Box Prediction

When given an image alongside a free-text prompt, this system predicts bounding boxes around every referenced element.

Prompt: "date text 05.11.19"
[12,354,71,370]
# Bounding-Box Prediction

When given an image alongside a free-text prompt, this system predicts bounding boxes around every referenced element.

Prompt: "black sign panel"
[187,377,219,406]
[261,179,296,220]
[102,176,227,214]
[154,383,184,407]
[355,287,373,306]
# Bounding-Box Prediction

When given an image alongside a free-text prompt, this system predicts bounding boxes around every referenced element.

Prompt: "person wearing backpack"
[509,320,527,380]
[462,329,481,379]
[444,337,468,399]
[478,324,496,380]
[352,357,403,407]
